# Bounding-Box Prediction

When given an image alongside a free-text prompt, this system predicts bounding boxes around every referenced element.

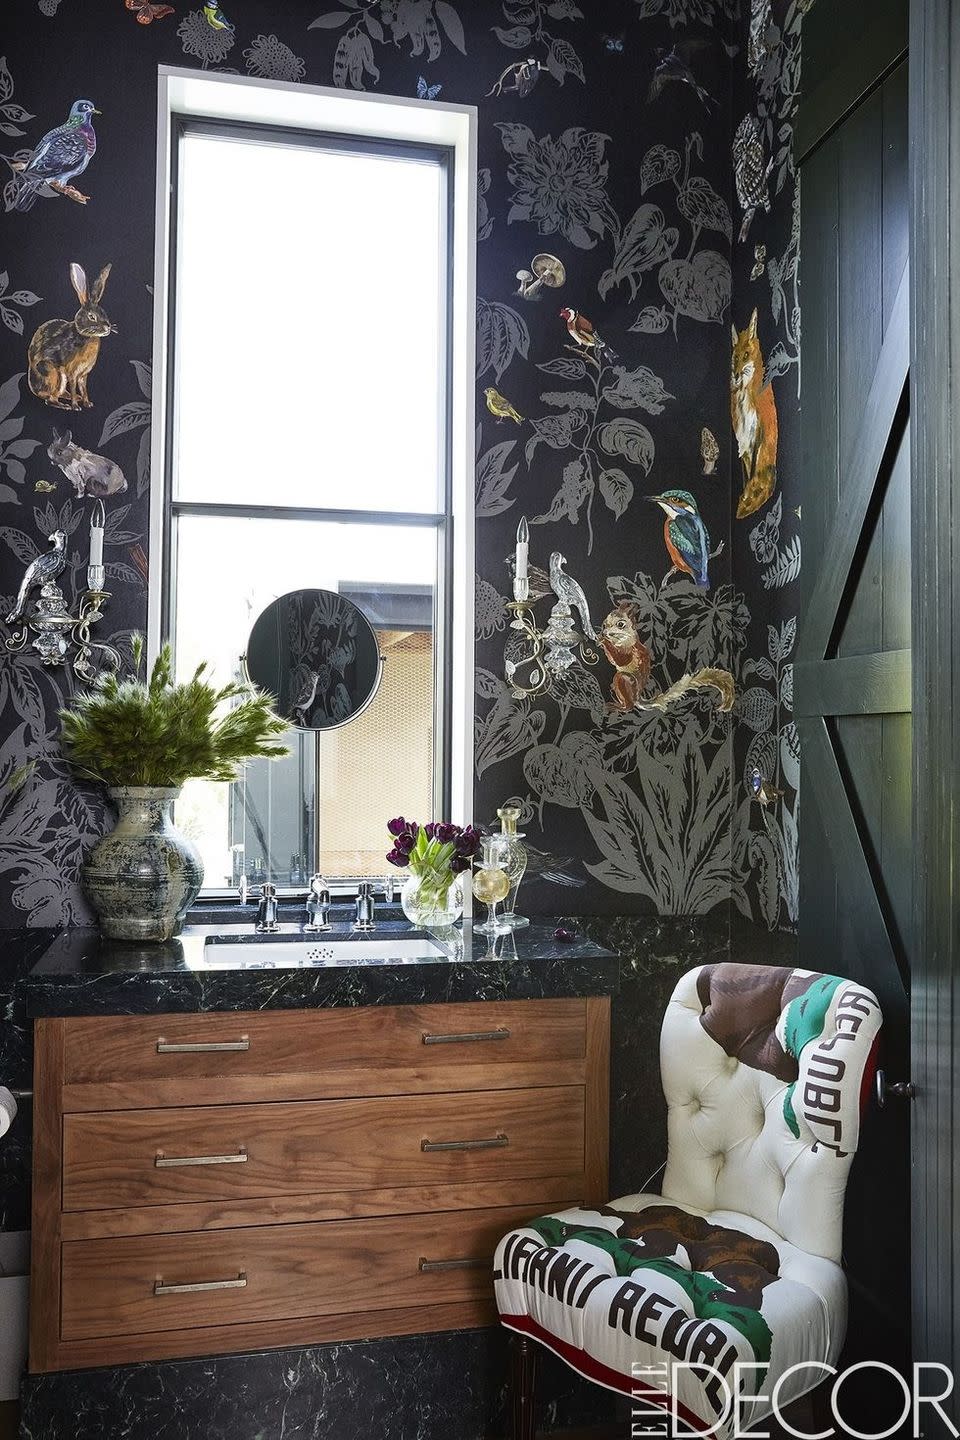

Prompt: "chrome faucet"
[353,881,376,932]
[255,882,280,933]
[304,874,331,932]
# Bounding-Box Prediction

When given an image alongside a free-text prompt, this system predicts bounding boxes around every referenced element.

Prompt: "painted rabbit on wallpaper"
[731,307,779,519]
[47,428,127,498]
[28,262,114,410]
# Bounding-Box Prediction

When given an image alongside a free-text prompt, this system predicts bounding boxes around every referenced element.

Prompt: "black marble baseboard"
[19,1327,616,1440]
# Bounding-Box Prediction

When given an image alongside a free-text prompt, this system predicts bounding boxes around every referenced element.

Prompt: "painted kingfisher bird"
[648,489,723,589]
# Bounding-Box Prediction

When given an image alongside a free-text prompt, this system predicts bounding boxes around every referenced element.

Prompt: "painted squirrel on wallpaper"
[600,602,735,716]
[731,307,779,519]
[600,602,653,713]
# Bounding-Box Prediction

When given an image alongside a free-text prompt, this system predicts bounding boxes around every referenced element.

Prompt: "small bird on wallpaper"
[485,57,547,99]
[202,3,233,29]
[7,99,99,212]
[125,0,176,23]
[28,262,114,410]
[6,532,67,624]
[647,43,715,111]
[549,552,596,640]
[34,479,56,493]
[648,489,722,590]
[749,767,784,807]
[559,307,618,365]
[484,387,524,425]
[602,33,625,53]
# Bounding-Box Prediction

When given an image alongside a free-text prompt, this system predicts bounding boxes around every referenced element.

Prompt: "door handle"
[876,1070,916,1108]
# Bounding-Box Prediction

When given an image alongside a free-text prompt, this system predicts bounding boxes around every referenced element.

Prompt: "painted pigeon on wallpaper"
[648,490,723,590]
[6,532,67,623]
[647,43,715,111]
[9,99,99,212]
[549,552,597,641]
[559,308,618,364]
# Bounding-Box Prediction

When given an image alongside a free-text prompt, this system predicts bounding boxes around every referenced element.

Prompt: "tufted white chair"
[494,962,883,1439]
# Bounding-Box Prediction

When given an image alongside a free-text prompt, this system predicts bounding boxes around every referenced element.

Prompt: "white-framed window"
[149,68,476,894]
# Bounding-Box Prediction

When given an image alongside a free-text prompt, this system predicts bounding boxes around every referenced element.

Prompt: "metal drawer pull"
[419,1256,490,1273]
[156,1036,250,1053]
[421,1027,510,1046]
[154,1272,247,1296]
[155,1148,248,1168]
[421,1133,509,1153]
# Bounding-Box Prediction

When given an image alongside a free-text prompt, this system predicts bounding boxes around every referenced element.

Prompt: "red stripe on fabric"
[499,1315,706,1432]
[860,1033,881,1118]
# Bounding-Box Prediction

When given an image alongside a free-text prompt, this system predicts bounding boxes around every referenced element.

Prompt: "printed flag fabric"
[494,963,882,1437]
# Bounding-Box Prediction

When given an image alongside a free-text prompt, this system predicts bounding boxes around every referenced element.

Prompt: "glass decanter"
[472,835,511,936]
[496,804,529,930]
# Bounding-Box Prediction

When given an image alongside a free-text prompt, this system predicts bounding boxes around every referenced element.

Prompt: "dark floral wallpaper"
[729,0,807,931]
[0,0,806,931]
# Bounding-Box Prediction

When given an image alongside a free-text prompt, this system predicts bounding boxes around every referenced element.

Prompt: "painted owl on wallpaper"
[731,308,778,519]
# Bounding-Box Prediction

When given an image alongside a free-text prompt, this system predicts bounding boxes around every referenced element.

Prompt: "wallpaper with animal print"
[0,0,803,930]
[729,0,807,932]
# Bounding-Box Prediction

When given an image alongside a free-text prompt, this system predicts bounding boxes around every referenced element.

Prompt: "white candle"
[515,515,529,583]
[89,502,104,568]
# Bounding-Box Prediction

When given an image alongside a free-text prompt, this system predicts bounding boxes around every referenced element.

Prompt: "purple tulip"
[424,822,437,839]
[436,822,457,843]
[395,831,416,855]
[553,926,575,943]
[385,848,407,867]
[455,827,481,856]
[387,817,409,837]
[450,854,471,874]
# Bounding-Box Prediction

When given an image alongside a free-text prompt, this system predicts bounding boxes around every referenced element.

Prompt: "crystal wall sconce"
[4,500,119,681]
[504,516,600,699]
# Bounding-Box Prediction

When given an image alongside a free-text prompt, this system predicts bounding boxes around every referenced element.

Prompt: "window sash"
[162,114,455,893]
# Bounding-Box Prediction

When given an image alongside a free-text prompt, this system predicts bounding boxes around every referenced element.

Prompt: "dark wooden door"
[794,0,912,1390]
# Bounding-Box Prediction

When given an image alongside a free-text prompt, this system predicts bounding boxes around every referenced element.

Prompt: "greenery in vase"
[385,817,482,900]
[60,636,289,789]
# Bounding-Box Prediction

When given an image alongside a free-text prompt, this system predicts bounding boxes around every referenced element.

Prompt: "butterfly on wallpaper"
[124,0,175,22]
[417,76,443,101]
[603,33,625,53]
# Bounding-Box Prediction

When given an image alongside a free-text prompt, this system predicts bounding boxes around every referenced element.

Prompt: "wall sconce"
[4,500,119,681]
[505,516,600,698]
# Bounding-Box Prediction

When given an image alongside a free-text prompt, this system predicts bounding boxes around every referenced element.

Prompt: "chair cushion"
[494,1193,846,1437]
[661,965,882,1263]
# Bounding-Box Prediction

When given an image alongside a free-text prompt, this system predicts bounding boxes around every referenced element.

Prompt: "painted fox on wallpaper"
[731,307,779,519]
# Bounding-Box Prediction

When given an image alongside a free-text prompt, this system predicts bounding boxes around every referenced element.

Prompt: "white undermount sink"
[197,935,449,968]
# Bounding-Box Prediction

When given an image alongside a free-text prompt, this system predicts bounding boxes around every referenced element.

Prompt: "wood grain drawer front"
[61,1205,534,1341]
[61,1000,586,1090]
[62,1087,585,1211]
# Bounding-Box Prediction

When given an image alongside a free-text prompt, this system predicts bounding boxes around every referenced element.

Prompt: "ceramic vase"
[82,786,203,942]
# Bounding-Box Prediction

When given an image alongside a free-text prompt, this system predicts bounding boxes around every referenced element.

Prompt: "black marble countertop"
[19,920,619,1017]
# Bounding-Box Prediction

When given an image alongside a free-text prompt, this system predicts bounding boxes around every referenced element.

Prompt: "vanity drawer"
[60,1204,533,1341]
[61,1000,587,1102]
[62,1087,585,1210]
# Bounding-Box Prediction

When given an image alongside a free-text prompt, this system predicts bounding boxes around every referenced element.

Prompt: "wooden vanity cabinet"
[30,996,610,1371]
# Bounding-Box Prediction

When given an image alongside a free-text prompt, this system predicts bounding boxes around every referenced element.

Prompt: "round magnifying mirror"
[244,588,383,731]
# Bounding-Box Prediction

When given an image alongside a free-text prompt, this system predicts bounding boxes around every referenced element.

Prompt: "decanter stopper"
[496,804,529,931]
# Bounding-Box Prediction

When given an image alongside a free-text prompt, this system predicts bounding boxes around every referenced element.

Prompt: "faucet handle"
[354,881,376,932]
[304,874,331,933]
[381,875,395,905]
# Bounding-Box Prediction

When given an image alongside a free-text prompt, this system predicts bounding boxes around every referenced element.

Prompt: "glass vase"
[401,872,464,928]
